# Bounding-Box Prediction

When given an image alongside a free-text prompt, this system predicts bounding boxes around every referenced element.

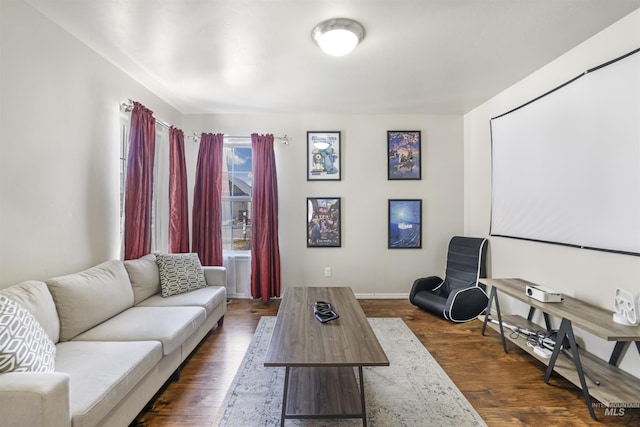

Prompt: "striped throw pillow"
[155,253,207,297]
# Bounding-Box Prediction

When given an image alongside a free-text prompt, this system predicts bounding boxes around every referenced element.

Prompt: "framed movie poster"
[388,199,422,249]
[307,131,341,181]
[307,197,341,247]
[387,130,421,180]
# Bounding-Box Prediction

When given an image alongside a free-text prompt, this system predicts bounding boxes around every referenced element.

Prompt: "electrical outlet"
[324,267,332,277]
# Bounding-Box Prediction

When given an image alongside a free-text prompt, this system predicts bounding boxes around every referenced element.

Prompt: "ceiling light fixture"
[311,18,365,57]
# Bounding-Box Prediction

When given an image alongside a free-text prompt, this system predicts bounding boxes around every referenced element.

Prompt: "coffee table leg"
[281,367,290,427]
[358,366,367,426]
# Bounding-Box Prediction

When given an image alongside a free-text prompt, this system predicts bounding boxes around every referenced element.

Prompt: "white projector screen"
[490,48,640,256]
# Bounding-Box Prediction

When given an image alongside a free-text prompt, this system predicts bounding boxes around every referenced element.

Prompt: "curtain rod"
[187,134,290,144]
[120,100,171,130]
[121,100,291,144]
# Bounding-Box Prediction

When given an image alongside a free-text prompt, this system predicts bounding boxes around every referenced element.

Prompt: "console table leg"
[543,313,551,331]
[526,307,535,322]
[609,341,628,366]
[544,318,596,420]
[481,287,494,335]
[482,287,508,353]
[494,290,508,353]
[608,341,640,366]
[526,307,551,330]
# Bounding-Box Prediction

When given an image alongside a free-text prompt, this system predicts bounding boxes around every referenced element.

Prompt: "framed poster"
[307,131,341,180]
[387,130,421,180]
[388,199,422,249]
[307,197,341,247]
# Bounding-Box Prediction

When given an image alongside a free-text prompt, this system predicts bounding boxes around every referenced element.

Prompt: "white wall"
[0,0,465,296]
[0,0,181,286]
[183,113,464,297]
[464,10,640,378]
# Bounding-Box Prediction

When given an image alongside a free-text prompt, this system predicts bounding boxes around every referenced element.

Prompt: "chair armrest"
[409,276,443,303]
[0,372,71,427]
[444,286,489,323]
[203,266,226,287]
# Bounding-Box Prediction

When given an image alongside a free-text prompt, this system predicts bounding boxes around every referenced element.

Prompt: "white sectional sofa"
[0,253,227,427]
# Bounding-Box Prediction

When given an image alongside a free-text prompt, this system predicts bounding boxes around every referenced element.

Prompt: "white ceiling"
[25,0,640,115]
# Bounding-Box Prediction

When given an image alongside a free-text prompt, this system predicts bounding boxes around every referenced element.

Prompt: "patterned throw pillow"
[0,295,56,373]
[156,253,208,297]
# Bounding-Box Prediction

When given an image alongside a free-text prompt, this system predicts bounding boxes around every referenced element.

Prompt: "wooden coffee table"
[264,287,389,426]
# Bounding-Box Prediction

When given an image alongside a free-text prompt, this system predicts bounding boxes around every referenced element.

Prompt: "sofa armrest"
[0,372,71,427]
[203,266,226,287]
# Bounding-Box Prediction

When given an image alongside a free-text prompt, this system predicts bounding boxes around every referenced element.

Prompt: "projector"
[525,285,562,303]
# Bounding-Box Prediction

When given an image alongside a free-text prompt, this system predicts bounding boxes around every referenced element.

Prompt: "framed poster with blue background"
[388,199,422,249]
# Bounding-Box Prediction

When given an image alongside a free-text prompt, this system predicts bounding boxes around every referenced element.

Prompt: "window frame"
[222,140,253,256]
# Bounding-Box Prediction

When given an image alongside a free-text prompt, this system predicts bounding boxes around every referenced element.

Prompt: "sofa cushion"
[137,286,226,318]
[72,306,206,356]
[156,253,207,297]
[55,340,162,427]
[0,280,60,343]
[123,254,161,305]
[0,295,56,373]
[46,260,134,341]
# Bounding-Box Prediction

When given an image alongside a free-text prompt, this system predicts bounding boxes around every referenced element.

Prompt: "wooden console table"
[480,278,640,420]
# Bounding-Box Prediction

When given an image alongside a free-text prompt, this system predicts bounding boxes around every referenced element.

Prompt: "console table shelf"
[482,314,640,407]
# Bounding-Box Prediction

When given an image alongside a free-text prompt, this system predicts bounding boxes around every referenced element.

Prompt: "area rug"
[214,317,487,426]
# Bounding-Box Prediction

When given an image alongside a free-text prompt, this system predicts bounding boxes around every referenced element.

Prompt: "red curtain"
[251,133,281,301]
[168,126,190,253]
[192,133,224,266]
[124,102,156,260]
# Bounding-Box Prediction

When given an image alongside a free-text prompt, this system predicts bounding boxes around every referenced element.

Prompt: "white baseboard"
[227,293,253,299]
[227,293,410,300]
[354,293,409,299]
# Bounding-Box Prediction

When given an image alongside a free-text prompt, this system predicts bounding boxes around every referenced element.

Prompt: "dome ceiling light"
[311,18,365,56]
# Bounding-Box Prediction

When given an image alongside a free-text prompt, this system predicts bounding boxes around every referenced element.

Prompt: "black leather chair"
[410,236,489,322]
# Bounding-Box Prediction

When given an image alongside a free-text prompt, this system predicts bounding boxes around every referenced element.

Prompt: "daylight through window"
[222,142,252,253]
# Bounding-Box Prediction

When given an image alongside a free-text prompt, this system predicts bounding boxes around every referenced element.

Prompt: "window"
[121,117,253,257]
[151,125,170,253]
[119,108,170,255]
[222,142,252,252]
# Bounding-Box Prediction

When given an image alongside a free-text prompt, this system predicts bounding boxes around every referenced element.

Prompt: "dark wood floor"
[132,299,639,427]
